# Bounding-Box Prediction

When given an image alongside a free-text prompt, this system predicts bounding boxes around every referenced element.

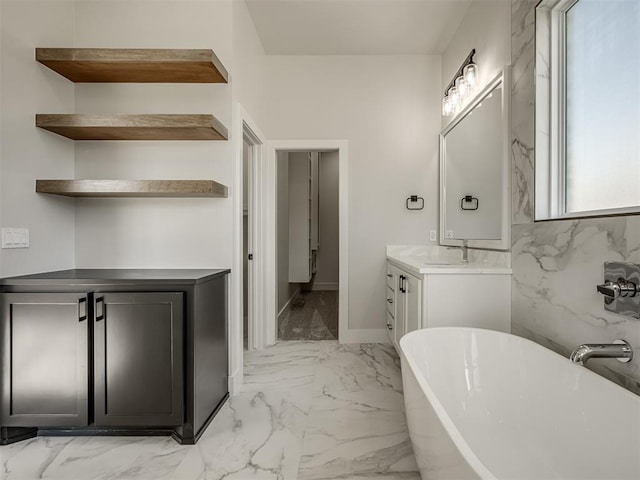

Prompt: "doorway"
[242,139,250,349]
[232,135,349,392]
[276,150,339,340]
[230,104,267,394]
[260,140,349,347]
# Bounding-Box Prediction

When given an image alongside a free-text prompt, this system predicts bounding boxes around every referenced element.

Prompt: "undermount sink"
[419,260,453,266]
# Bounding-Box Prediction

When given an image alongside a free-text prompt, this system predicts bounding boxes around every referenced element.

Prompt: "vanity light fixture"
[442,49,478,116]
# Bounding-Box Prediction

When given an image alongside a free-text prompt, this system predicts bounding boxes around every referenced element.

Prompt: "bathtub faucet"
[570,339,633,365]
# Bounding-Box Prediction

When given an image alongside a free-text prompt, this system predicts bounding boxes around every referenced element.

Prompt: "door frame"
[230,103,266,395]
[265,140,349,346]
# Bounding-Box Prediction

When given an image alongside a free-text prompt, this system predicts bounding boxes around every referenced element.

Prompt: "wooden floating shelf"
[36,180,228,198]
[36,48,228,83]
[36,114,228,141]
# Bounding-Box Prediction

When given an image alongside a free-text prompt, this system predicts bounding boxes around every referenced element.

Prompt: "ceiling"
[245,0,475,55]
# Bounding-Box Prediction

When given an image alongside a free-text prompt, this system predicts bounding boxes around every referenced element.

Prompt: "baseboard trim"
[339,328,388,344]
[310,282,339,291]
[277,288,300,319]
[228,368,242,396]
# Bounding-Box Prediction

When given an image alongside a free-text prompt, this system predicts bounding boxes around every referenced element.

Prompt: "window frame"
[535,0,640,220]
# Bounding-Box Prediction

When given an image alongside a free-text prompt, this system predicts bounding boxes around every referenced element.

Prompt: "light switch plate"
[2,228,29,249]
[429,230,437,242]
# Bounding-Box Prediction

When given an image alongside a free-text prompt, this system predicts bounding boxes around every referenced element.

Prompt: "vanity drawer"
[386,270,394,289]
[386,286,395,317]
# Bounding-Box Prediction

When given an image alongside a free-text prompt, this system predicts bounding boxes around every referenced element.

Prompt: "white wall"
[232,0,268,130]
[72,1,233,269]
[315,151,339,289]
[441,0,511,126]
[0,1,76,277]
[264,55,441,331]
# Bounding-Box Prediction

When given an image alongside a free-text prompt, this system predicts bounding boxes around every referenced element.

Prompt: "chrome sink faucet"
[461,240,469,264]
[570,340,633,365]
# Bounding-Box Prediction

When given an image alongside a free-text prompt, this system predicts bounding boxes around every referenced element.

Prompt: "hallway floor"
[278,291,338,341]
[0,341,419,479]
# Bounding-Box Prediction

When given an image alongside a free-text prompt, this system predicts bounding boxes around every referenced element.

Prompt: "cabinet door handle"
[399,275,406,293]
[387,324,393,330]
[387,273,393,278]
[78,297,87,322]
[387,298,393,304]
[95,297,105,321]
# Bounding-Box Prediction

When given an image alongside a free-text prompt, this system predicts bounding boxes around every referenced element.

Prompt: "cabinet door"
[94,292,183,426]
[404,273,423,335]
[1,293,89,427]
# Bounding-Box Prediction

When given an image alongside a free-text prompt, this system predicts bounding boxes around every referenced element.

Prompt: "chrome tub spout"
[570,340,633,366]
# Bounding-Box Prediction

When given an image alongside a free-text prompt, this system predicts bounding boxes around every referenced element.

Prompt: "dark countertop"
[0,268,230,286]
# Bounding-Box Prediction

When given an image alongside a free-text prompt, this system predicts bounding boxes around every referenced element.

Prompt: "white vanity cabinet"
[386,258,511,352]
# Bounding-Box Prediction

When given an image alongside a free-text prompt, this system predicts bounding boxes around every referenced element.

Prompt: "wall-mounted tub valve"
[597,279,638,302]
[597,262,640,319]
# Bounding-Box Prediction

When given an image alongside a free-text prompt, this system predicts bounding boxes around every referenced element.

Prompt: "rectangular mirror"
[439,68,511,251]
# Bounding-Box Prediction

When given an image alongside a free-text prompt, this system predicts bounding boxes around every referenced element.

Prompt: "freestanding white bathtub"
[400,327,640,480]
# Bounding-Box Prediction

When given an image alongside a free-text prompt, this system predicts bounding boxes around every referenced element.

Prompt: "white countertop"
[387,254,512,275]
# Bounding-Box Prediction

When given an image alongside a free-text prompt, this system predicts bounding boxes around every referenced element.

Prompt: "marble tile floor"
[278,292,338,341]
[1,341,420,480]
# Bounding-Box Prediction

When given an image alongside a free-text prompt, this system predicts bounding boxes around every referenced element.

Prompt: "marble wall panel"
[510,0,640,392]
[511,0,537,225]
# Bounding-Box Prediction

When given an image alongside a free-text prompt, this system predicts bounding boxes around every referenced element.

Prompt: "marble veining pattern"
[511,0,537,225]
[510,0,640,394]
[1,341,419,479]
[512,217,640,394]
[386,245,511,268]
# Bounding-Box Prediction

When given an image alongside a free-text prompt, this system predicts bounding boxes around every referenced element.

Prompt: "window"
[535,0,640,220]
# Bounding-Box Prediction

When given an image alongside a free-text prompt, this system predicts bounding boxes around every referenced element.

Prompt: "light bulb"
[463,63,478,87]
[442,96,453,116]
[455,76,469,98]
[448,86,459,107]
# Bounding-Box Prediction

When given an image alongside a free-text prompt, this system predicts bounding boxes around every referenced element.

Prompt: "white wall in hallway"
[264,55,441,331]
[0,1,76,277]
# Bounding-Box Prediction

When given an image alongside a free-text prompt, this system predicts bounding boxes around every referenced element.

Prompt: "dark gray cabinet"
[94,292,183,427]
[0,269,229,446]
[1,293,89,427]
